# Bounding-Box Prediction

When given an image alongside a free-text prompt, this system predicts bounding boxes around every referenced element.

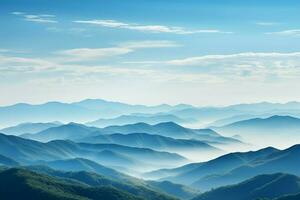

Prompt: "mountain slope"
[79,132,220,152]
[191,144,300,190]
[0,122,61,136]
[73,99,192,117]
[101,122,241,145]
[0,154,19,166]
[23,123,100,142]
[214,115,300,147]
[193,173,300,200]
[27,165,197,200]
[87,114,189,128]
[0,133,187,172]
[159,147,278,186]
[0,101,100,128]
[0,168,144,200]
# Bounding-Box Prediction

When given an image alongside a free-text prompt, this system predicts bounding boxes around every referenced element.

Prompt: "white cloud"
[256,22,279,26]
[266,29,300,36]
[11,11,25,15]
[11,12,57,23]
[165,52,300,66]
[119,40,180,49]
[57,47,133,61]
[73,19,232,34]
[56,40,179,62]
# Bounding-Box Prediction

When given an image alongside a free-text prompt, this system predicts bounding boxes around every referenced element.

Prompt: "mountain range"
[87,114,192,128]
[0,133,187,173]
[0,121,62,135]
[0,99,193,128]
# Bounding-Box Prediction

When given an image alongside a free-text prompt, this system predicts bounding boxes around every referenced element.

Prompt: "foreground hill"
[0,133,187,173]
[27,165,198,200]
[193,173,300,200]
[0,168,145,200]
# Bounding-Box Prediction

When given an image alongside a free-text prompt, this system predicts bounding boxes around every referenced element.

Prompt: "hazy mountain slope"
[192,144,300,190]
[0,133,187,172]
[214,115,300,147]
[217,115,300,134]
[73,99,193,118]
[275,193,300,200]
[23,123,100,142]
[101,122,241,145]
[87,114,190,128]
[79,132,220,152]
[157,147,279,185]
[37,158,129,181]
[0,102,100,128]
[0,154,19,166]
[193,173,300,200]
[0,122,62,136]
[0,99,194,128]
[0,168,144,200]
[22,121,241,149]
[147,180,199,200]
[143,163,201,180]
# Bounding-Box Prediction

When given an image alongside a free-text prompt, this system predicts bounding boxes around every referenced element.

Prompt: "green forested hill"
[0,168,144,200]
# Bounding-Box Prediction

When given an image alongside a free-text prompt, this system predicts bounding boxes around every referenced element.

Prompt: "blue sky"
[1,0,300,106]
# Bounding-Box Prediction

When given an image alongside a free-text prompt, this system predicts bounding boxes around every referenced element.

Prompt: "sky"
[1,0,300,106]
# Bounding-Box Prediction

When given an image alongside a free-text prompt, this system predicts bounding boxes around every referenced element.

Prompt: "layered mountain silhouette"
[148,144,300,191]
[0,133,187,173]
[193,173,300,200]
[1,122,62,135]
[0,99,194,127]
[22,122,241,150]
[79,132,221,152]
[87,114,191,128]
[214,115,300,147]
[148,147,278,184]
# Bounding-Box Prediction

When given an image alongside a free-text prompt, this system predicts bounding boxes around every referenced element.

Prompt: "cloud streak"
[56,40,179,62]
[73,19,232,34]
[11,12,57,23]
[266,29,300,36]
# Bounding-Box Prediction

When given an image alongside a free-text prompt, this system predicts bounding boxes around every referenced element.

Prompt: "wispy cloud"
[256,22,280,26]
[73,19,232,34]
[11,11,57,23]
[57,48,133,62]
[56,40,179,62]
[266,29,300,36]
[119,40,180,49]
[165,52,300,66]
